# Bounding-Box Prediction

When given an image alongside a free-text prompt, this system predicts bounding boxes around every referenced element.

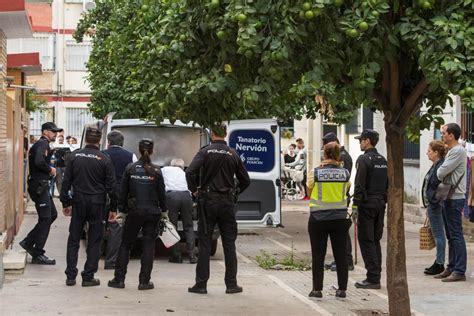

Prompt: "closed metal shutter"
[65,107,94,138]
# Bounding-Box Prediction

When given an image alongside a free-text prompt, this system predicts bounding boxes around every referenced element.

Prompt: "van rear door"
[227,119,281,227]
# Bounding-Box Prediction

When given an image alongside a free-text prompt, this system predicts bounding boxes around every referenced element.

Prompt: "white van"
[81,114,281,253]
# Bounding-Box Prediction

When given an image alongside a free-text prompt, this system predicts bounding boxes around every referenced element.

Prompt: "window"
[7,33,56,71]
[65,41,91,71]
[65,107,95,138]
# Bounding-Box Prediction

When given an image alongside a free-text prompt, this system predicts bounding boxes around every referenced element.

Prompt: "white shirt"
[161,166,189,192]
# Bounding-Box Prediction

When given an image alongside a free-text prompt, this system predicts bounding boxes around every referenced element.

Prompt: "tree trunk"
[384,113,411,315]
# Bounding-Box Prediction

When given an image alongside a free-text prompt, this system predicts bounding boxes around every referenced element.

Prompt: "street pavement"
[1,199,473,316]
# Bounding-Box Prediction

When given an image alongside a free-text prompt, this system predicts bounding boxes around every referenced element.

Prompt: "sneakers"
[138,282,154,290]
[65,279,76,286]
[441,272,466,282]
[354,279,381,289]
[189,255,198,264]
[308,290,322,298]
[434,269,452,279]
[31,254,56,265]
[188,284,207,294]
[108,278,125,289]
[335,290,346,298]
[169,256,183,264]
[82,278,100,287]
[424,261,444,275]
[225,285,243,294]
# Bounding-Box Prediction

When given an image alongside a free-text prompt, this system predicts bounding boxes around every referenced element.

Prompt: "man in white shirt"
[162,158,196,263]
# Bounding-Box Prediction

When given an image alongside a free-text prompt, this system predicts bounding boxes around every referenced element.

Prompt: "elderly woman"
[307,142,351,299]
[421,140,446,275]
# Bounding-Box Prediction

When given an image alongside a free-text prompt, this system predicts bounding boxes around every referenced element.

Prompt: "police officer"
[307,142,352,298]
[352,129,388,289]
[103,130,137,270]
[60,127,117,287]
[321,132,354,272]
[186,124,250,295]
[108,138,167,290]
[20,122,63,265]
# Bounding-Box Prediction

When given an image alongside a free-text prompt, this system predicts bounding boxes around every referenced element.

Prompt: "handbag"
[158,218,181,248]
[435,172,463,201]
[419,217,435,250]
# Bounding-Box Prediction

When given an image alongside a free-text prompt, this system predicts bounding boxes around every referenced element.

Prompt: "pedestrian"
[434,123,467,282]
[186,124,250,295]
[19,122,62,265]
[60,127,117,287]
[284,144,297,164]
[288,138,308,199]
[321,132,354,272]
[307,142,352,299]
[108,138,167,290]
[66,135,71,145]
[421,140,447,275]
[352,129,388,289]
[29,135,36,147]
[102,130,137,270]
[162,158,197,264]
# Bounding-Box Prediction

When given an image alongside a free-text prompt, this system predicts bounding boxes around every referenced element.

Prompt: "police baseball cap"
[322,132,339,145]
[355,129,379,143]
[41,122,63,133]
[139,138,154,151]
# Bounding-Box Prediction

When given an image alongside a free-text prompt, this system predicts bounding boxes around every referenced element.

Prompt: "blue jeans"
[427,203,445,265]
[442,199,467,275]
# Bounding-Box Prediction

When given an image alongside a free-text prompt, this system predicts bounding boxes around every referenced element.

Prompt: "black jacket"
[186,140,250,194]
[340,146,353,175]
[60,145,117,208]
[422,159,444,207]
[119,160,167,215]
[29,136,52,181]
[353,148,388,207]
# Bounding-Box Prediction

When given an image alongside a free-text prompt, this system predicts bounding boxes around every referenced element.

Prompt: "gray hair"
[170,158,185,169]
[107,130,124,146]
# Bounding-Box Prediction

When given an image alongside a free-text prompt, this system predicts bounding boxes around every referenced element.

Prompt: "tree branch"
[395,77,428,129]
[382,62,390,107]
[389,60,400,112]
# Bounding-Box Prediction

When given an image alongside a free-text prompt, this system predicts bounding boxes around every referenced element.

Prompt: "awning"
[0,0,33,39]
[7,53,42,75]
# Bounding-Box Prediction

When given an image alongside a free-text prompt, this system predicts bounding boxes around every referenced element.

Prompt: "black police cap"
[322,132,339,145]
[139,138,154,151]
[42,122,63,133]
[354,129,379,142]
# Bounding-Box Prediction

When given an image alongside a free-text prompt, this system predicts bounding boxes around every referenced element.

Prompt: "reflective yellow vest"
[310,166,350,212]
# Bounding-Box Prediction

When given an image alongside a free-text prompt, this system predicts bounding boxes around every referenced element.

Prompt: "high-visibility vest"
[310,165,350,212]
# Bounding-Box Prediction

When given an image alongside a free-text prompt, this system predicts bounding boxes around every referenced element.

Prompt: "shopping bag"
[158,219,181,248]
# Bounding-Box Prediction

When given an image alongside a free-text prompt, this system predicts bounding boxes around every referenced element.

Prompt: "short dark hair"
[211,124,227,137]
[85,127,101,144]
[107,130,124,146]
[289,143,296,149]
[295,138,304,144]
[444,123,461,140]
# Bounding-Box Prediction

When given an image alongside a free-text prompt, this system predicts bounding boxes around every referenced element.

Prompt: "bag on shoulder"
[435,173,463,201]
[419,217,435,250]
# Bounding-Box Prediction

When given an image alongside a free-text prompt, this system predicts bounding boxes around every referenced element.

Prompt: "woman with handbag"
[307,142,351,298]
[421,140,447,275]
[108,138,168,290]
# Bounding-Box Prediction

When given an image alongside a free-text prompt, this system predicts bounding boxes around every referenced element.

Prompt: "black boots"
[424,261,444,275]
[108,278,125,289]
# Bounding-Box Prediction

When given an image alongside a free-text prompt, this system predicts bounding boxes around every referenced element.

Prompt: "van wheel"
[210,239,218,256]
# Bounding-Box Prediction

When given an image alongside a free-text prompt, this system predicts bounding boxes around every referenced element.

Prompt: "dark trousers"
[114,213,160,283]
[196,195,237,288]
[104,222,123,267]
[308,216,351,291]
[357,202,385,283]
[24,183,58,257]
[65,194,105,280]
[167,191,195,258]
[442,199,467,275]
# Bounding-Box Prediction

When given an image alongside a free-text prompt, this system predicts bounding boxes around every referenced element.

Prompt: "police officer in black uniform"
[60,127,117,287]
[186,124,250,295]
[322,132,354,272]
[20,122,63,265]
[352,129,388,289]
[108,138,167,291]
